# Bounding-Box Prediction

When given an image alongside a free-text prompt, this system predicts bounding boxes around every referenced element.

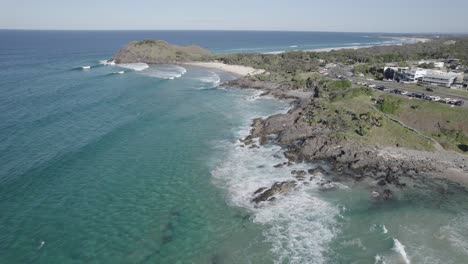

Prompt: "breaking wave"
[140,65,187,79]
[117,63,149,71]
[245,90,264,101]
[99,59,116,66]
[111,71,125,75]
[211,100,340,263]
[197,71,221,87]
[392,238,411,264]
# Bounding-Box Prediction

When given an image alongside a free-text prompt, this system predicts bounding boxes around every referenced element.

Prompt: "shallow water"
[1,30,468,263]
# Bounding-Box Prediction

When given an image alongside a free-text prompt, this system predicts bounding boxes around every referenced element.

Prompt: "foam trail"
[82,66,91,70]
[198,72,221,87]
[382,225,388,234]
[111,71,125,75]
[374,255,387,264]
[393,238,411,264]
[117,63,149,71]
[245,90,264,101]
[140,65,187,79]
[99,59,116,66]
[212,98,340,263]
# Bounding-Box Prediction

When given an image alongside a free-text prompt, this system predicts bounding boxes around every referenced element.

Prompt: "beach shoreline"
[263,36,431,54]
[182,61,265,77]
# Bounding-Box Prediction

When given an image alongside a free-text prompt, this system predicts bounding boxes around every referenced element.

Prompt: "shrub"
[377,96,401,114]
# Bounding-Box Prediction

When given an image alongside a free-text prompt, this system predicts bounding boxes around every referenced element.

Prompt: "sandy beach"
[183,61,265,77]
[264,37,432,54]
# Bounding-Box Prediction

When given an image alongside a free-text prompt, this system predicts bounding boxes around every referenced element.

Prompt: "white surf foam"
[111,71,125,75]
[439,214,468,255]
[140,65,187,79]
[198,72,221,87]
[245,90,264,101]
[382,225,388,234]
[99,59,116,66]
[117,63,149,71]
[374,254,387,264]
[212,102,340,263]
[81,66,91,70]
[392,238,411,264]
[290,45,298,48]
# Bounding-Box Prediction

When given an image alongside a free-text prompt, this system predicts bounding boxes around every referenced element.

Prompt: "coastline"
[264,36,431,54]
[182,61,265,77]
[220,76,468,188]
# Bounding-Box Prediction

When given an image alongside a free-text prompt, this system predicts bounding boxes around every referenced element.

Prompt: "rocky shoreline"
[221,76,468,203]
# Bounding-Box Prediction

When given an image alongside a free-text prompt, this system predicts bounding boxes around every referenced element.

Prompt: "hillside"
[113,40,213,64]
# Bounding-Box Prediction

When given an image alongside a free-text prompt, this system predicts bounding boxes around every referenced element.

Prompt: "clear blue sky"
[1,0,467,33]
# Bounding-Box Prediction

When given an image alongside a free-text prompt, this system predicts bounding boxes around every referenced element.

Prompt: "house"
[422,71,464,88]
[395,68,427,82]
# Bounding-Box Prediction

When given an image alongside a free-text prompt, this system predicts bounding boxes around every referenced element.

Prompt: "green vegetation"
[377,96,401,114]
[216,37,468,70]
[215,36,468,153]
[302,82,434,150]
[390,95,468,152]
[114,40,213,64]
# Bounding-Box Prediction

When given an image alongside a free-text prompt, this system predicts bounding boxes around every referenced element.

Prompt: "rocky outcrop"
[252,181,297,204]
[113,40,213,64]
[242,96,468,189]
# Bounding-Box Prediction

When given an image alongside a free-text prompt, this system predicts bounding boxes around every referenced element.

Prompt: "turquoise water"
[1,31,468,263]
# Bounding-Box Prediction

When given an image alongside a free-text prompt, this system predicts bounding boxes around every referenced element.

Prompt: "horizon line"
[1,28,467,35]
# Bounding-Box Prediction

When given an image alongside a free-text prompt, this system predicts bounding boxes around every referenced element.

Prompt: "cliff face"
[113,40,213,64]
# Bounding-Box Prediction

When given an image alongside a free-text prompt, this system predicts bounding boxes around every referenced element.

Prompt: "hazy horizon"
[1,0,468,33]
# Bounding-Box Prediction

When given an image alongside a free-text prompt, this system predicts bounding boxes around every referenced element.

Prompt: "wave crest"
[140,65,187,79]
[117,63,149,71]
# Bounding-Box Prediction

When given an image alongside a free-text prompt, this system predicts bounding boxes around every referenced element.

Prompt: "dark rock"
[383,189,393,200]
[377,179,387,186]
[308,166,326,175]
[252,181,297,203]
[254,187,267,195]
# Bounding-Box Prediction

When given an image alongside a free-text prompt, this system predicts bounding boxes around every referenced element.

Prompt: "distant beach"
[264,36,431,54]
[183,61,265,77]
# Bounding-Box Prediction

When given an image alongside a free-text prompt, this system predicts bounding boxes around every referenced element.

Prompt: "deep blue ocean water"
[1,30,468,263]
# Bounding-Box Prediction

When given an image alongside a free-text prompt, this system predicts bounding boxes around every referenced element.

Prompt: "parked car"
[455,100,464,106]
[426,87,434,92]
[401,91,409,95]
[369,84,377,88]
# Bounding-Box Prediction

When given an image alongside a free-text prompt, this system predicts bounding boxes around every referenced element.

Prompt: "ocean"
[1,30,467,263]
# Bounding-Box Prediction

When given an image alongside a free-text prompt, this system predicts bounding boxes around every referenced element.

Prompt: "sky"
[1,0,467,33]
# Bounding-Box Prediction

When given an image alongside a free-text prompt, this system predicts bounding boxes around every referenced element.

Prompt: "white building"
[422,71,464,88]
[396,68,427,82]
[393,67,464,88]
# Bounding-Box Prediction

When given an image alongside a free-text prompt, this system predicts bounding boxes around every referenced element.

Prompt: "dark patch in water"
[138,250,161,264]
[210,254,224,264]
[161,233,173,245]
